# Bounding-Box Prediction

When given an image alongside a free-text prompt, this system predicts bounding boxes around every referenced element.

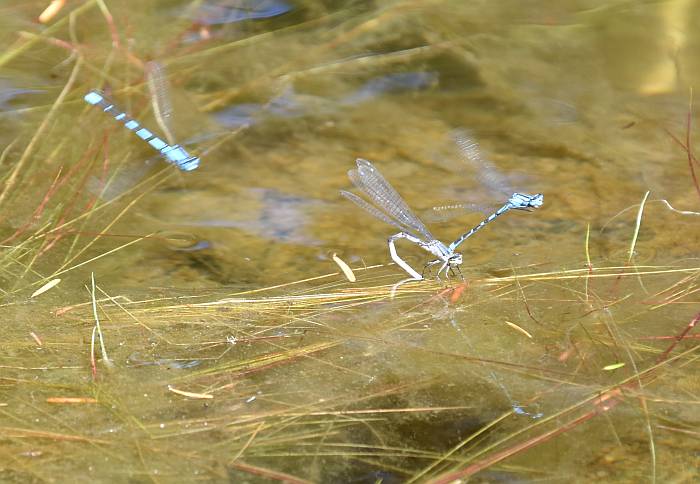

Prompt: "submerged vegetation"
[1,0,700,482]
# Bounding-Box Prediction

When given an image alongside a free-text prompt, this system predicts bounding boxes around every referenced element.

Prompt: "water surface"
[1,1,699,482]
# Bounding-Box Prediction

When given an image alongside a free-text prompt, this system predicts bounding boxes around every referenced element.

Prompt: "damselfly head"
[528,193,544,209]
[510,193,544,211]
[449,253,463,265]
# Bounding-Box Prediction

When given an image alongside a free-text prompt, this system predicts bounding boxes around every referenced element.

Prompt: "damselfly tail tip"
[84,90,103,105]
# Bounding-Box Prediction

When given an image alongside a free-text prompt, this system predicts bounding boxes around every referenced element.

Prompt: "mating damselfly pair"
[341,132,543,280]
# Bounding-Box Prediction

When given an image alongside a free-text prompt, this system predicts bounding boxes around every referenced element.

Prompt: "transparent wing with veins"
[431,129,534,218]
[451,129,514,195]
[146,61,175,145]
[340,190,418,237]
[347,158,434,242]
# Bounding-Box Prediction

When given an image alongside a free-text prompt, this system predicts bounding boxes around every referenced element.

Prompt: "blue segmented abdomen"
[83,89,200,171]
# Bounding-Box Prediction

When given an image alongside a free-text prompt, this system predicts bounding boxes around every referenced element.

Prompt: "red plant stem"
[1,168,63,244]
[229,461,312,484]
[42,142,105,252]
[1,139,100,248]
[664,122,700,201]
[83,132,111,212]
[97,3,121,48]
[638,334,700,340]
[665,89,700,199]
[656,311,700,363]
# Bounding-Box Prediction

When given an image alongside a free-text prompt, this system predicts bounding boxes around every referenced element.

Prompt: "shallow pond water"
[2,1,700,482]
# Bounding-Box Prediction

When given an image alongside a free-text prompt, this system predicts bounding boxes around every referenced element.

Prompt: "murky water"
[2,1,700,482]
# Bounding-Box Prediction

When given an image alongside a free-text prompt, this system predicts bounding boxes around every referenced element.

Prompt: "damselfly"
[431,130,543,248]
[341,157,543,280]
[83,89,200,172]
[435,130,544,250]
[341,158,461,280]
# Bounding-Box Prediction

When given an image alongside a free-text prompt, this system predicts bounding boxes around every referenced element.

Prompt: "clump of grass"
[40,252,694,482]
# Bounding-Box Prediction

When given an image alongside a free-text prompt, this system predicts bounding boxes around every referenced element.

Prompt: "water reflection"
[182,187,320,246]
[214,71,437,127]
[0,79,43,112]
[340,71,438,105]
[127,351,201,369]
[170,239,212,252]
[195,0,292,25]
